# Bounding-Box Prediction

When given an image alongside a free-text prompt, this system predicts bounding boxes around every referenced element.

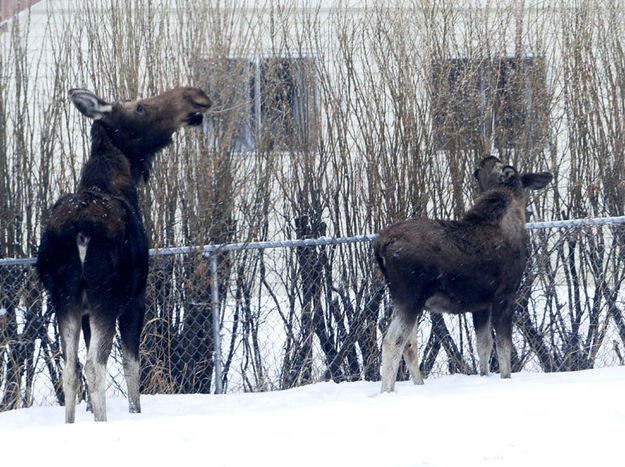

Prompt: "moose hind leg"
[118,298,145,414]
[59,314,81,423]
[81,315,93,413]
[402,319,424,385]
[381,308,418,393]
[84,316,115,421]
[493,305,513,379]
[472,309,493,376]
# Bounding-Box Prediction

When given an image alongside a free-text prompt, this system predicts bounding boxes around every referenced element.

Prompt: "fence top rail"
[524,216,625,230]
[1,216,625,266]
[154,234,380,256]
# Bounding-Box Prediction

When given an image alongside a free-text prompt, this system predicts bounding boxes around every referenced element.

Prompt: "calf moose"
[373,157,552,392]
[37,87,211,422]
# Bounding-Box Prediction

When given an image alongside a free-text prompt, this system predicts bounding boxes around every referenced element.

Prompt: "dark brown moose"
[37,87,211,422]
[373,157,552,392]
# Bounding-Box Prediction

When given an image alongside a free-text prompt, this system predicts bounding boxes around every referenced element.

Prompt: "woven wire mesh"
[1,219,625,411]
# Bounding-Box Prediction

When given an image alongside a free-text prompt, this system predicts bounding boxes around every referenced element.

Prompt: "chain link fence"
[1,217,625,411]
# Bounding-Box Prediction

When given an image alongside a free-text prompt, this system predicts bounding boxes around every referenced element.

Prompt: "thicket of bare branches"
[1,1,625,407]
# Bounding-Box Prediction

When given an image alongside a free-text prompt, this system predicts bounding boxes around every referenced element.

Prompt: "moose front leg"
[492,300,513,379]
[118,296,145,414]
[472,308,493,376]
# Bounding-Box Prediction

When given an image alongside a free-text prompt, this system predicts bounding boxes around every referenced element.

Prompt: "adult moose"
[37,87,211,422]
[373,157,552,393]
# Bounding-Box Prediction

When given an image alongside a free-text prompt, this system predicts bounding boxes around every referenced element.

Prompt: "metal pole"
[210,254,224,394]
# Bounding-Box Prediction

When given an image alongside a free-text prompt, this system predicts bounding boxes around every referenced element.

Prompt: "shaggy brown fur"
[374,157,552,392]
[37,87,211,422]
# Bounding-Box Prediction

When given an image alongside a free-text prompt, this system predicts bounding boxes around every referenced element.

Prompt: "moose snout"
[186,88,212,111]
[184,88,211,126]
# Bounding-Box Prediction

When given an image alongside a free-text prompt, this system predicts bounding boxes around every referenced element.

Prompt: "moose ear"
[522,172,553,190]
[500,166,518,183]
[69,89,112,120]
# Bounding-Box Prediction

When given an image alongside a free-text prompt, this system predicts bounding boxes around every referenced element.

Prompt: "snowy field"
[1,367,624,467]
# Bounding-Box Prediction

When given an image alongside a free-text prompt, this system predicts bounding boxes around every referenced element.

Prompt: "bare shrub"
[1,1,625,406]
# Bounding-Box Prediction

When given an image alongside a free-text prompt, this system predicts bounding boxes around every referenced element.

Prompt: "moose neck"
[463,187,524,225]
[77,122,158,210]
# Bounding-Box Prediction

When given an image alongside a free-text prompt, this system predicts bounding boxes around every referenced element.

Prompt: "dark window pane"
[204,57,256,152]
[431,58,490,151]
[259,57,317,152]
[203,56,317,153]
[493,56,549,152]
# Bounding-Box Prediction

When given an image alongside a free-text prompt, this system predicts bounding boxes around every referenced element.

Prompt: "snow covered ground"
[1,367,624,467]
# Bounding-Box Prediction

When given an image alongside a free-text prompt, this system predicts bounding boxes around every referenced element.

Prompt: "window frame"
[203,55,319,154]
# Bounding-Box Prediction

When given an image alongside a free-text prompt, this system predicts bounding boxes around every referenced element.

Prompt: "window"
[203,56,318,153]
[431,58,490,151]
[431,56,549,153]
[492,56,549,151]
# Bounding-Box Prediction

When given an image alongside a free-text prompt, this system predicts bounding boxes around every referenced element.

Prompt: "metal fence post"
[210,254,224,394]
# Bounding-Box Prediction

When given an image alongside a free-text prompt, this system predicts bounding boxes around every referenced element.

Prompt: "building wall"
[0,1,624,255]
[0,0,43,22]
